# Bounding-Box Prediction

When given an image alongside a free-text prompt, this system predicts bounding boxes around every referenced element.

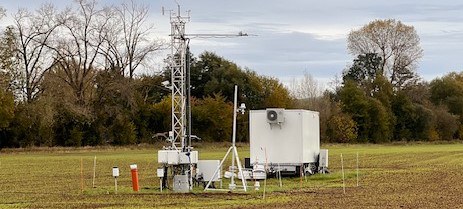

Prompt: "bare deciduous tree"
[347,19,423,90]
[100,0,163,78]
[290,71,323,99]
[13,4,61,102]
[50,0,110,105]
[329,73,343,92]
[290,71,325,110]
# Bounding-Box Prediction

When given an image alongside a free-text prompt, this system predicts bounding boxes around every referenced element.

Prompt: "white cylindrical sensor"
[112,167,120,177]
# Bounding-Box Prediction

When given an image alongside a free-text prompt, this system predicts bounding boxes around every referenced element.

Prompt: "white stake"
[278,163,282,188]
[263,147,268,200]
[114,177,118,194]
[112,167,119,194]
[299,163,303,188]
[80,158,84,194]
[356,152,359,187]
[92,156,97,188]
[341,153,345,194]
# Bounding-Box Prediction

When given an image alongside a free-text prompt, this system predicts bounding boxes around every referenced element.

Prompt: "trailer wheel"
[309,163,317,174]
[303,163,317,175]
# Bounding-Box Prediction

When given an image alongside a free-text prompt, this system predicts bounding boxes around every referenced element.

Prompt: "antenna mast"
[167,4,190,151]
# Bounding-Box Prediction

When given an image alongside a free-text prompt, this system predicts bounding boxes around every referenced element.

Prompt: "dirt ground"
[0,143,462,208]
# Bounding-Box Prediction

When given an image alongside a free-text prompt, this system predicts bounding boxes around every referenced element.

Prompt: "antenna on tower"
[174,0,181,16]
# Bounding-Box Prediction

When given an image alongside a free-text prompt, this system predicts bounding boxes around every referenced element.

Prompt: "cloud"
[188,30,349,82]
[2,0,463,84]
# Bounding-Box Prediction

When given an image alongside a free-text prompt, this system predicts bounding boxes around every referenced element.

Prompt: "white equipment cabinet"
[158,150,198,165]
[197,160,221,182]
[250,109,320,174]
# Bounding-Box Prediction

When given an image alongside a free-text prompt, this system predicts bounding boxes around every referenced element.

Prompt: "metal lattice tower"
[167,5,190,150]
[165,5,250,151]
[160,3,251,192]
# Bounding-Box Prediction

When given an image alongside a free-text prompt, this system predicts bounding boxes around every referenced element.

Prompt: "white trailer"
[249,109,324,175]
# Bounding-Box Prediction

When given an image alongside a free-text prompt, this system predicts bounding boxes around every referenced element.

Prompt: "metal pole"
[230,85,238,189]
[186,46,192,149]
[356,152,359,187]
[232,85,238,148]
[204,85,247,192]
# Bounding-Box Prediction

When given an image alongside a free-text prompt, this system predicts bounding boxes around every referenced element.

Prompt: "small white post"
[341,153,346,194]
[263,147,268,200]
[112,167,119,194]
[356,152,359,187]
[80,158,84,194]
[299,163,303,188]
[278,163,282,188]
[114,177,118,194]
[92,156,96,188]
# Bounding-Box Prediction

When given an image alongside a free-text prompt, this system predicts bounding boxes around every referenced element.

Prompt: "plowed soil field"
[0,143,462,208]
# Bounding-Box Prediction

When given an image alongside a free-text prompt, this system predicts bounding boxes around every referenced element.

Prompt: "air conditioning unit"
[266,108,285,124]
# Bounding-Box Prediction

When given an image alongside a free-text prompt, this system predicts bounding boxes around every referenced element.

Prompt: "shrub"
[327,113,357,143]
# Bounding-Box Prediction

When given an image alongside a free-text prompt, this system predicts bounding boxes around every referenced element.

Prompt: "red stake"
[130,164,139,192]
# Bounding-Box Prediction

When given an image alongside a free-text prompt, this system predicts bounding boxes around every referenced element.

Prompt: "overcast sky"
[1,0,463,87]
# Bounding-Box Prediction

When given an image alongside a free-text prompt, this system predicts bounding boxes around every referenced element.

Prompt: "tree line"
[0,2,462,148]
[301,19,463,143]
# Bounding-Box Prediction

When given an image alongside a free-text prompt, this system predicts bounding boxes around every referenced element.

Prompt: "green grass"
[1,142,463,208]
